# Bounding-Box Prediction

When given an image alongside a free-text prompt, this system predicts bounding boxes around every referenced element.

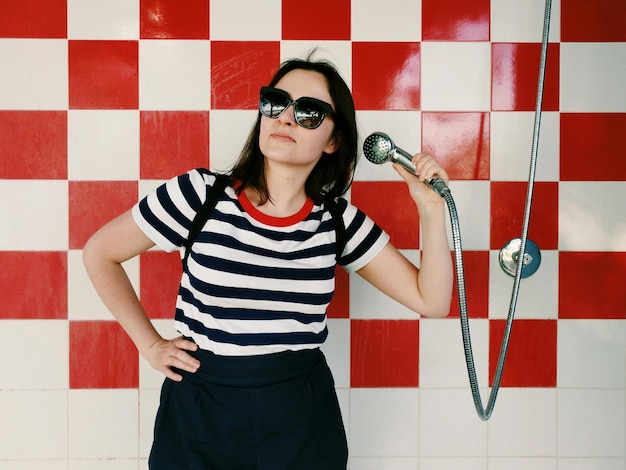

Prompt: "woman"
[83,56,453,469]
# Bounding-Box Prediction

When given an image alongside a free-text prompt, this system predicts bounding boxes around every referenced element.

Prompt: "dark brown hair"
[229,54,358,204]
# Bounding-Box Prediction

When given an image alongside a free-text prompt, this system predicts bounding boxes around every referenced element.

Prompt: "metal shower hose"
[443,0,553,420]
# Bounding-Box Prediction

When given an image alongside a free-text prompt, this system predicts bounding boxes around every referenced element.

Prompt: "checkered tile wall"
[1,1,625,468]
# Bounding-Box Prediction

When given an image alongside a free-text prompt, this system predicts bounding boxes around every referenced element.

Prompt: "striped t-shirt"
[132,168,389,356]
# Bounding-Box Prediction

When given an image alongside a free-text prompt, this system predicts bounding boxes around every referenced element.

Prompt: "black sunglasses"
[259,86,335,129]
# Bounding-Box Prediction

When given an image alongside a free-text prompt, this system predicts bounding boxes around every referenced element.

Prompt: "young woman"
[83,56,453,469]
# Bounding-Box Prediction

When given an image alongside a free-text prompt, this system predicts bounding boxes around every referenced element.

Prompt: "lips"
[271,132,296,142]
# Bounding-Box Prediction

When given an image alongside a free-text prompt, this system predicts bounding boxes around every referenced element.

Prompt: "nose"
[277,103,296,126]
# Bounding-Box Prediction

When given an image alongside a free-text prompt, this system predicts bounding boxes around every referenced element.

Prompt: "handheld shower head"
[362,132,450,197]
[363,132,415,170]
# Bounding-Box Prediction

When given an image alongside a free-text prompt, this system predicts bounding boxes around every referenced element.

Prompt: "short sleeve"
[131,168,214,252]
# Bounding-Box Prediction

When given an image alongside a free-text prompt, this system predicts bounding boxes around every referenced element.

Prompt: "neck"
[246,165,311,217]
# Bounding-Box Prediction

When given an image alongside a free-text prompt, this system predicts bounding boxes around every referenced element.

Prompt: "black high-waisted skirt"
[148,347,348,470]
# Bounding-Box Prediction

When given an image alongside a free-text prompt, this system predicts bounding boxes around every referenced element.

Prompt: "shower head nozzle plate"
[363,132,394,164]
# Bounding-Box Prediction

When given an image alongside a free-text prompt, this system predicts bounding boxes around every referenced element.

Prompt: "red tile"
[352,42,421,111]
[211,41,280,110]
[282,0,350,40]
[422,112,490,181]
[351,181,419,249]
[490,181,558,250]
[562,0,626,42]
[140,0,209,39]
[492,43,560,112]
[449,250,489,319]
[140,251,182,319]
[70,321,139,389]
[69,40,139,110]
[0,251,67,319]
[69,181,138,249]
[140,111,210,179]
[560,113,626,181]
[489,319,557,387]
[422,0,490,41]
[351,319,419,387]
[559,252,626,320]
[327,266,349,319]
[0,111,67,179]
[0,0,66,38]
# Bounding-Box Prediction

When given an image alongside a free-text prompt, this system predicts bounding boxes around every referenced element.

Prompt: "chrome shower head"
[363,132,397,165]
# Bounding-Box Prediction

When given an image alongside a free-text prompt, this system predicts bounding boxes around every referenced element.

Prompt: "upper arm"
[355,242,425,314]
[83,209,156,266]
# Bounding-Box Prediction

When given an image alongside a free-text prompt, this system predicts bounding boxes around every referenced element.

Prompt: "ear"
[324,134,340,155]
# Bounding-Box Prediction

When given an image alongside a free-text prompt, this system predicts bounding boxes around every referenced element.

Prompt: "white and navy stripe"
[132,168,389,356]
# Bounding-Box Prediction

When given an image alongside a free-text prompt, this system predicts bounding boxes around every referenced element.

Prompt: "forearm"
[83,253,163,356]
[416,202,453,317]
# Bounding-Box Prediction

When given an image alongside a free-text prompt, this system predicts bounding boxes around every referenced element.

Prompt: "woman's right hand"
[144,336,201,382]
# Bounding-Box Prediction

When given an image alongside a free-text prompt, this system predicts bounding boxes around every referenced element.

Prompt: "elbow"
[417,294,452,318]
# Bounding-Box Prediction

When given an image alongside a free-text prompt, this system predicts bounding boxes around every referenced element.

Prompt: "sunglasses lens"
[294,100,325,129]
[260,90,289,118]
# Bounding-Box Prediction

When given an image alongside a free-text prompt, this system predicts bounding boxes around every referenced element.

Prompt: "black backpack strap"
[326,198,346,262]
[182,174,229,271]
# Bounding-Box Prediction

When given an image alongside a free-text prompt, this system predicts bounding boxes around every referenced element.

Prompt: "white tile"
[488,388,557,456]
[0,390,67,459]
[280,41,353,89]
[558,389,626,458]
[139,40,211,110]
[488,457,556,470]
[489,249,559,319]
[559,182,626,251]
[0,39,68,110]
[210,0,280,40]
[138,179,167,200]
[0,461,68,470]
[70,249,140,321]
[558,320,626,388]
[350,456,418,470]
[349,250,422,319]
[68,0,139,40]
[561,43,626,112]
[0,180,68,250]
[419,388,488,456]
[557,458,626,470]
[209,110,258,173]
[352,0,421,42]
[349,388,419,457]
[420,318,490,389]
[322,318,351,388]
[444,181,491,250]
[490,111,560,182]
[68,389,139,459]
[139,388,160,459]
[419,457,487,470]
[69,460,139,470]
[336,387,350,446]
[491,0,561,42]
[354,110,422,182]
[421,43,491,112]
[68,110,140,180]
[0,320,68,390]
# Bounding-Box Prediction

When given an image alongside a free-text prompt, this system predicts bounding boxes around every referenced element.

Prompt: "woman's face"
[259,69,338,173]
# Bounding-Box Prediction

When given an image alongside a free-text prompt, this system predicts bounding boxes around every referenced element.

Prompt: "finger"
[162,367,184,382]
[175,337,199,352]
[170,348,201,373]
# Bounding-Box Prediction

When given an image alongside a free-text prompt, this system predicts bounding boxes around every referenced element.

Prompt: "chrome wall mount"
[499,238,542,278]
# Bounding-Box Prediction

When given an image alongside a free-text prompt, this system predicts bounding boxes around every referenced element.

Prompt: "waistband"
[178,346,324,388]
